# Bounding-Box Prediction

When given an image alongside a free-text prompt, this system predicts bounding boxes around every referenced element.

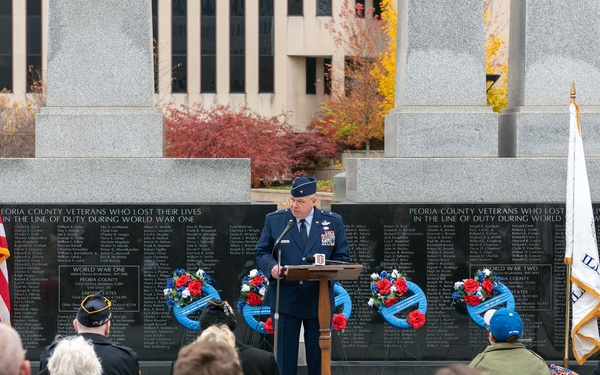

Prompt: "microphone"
[274,220,294,248]
[303,256,349,265]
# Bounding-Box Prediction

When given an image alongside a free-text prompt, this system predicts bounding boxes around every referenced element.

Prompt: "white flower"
[259,286,266,296]
[390,285,397,293]
[163,288,171,295]
[196,269,205,276]
[181,289,191,298]
[371,273,379,281]
[454,281,463,290]
[483,269,491,276]
[368,299,374,307]
[249,269,259,277]
[391,269,399,279]
[241,284,251,292]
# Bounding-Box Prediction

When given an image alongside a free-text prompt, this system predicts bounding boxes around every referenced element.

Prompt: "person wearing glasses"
[255,176,350,375]
[39,290,139,375]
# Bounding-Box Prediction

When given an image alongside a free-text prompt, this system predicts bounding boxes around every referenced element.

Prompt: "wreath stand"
[379,281,428,375]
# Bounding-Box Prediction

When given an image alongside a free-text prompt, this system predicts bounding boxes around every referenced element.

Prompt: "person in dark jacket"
[39,290,139,375]
[199,298,279,375]
[255,176,350,375]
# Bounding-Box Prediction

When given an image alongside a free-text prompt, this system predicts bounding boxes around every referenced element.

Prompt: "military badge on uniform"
[321,230,335,246]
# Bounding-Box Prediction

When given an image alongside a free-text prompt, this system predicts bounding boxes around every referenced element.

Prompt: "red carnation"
[263,317,274,334]
[250,276,265,287]
[384,297,398,307]
[246,292,262,306]
[187,279,202,296]
[394,278,408,295]
[481,279,493,295]
[175,274,191,289]
[464,294,481,306]
[332,314,347,331]
[462,278,479,293]
[408,310,426,329]
[376,278,391,295]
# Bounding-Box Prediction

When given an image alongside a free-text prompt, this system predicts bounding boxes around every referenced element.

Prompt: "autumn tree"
[484,0,508,113]
[314,0,388,155]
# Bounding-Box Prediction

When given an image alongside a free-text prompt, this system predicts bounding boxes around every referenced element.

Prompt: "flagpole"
[564,263,571,368]
[563,82,576,368]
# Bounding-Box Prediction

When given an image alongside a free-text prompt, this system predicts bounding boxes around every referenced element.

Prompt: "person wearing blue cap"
[469,308,549,375]
[39,290,140,375]
[255,176,350,375]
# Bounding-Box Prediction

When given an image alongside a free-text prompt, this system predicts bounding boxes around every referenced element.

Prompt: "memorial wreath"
[368,269,426,329]
[237,269,269,309]
[451,268,499,306]
[163,268,211,309]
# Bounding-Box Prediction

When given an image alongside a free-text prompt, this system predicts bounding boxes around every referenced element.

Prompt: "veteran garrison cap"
[199,298,236,331]
[291,176,317,197]
[76,290,112,327]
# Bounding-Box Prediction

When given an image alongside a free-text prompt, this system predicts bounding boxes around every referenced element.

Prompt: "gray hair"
[47,336,102,375]
[195,324,237,349]
[0,325,26,375]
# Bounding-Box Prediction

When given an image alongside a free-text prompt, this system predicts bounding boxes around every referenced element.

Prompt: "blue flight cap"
[291,176,317,197]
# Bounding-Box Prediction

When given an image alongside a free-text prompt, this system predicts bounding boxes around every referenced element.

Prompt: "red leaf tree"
[164,104,296,187]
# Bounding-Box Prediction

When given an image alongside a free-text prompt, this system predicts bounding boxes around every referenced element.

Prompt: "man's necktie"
[300,219,307,247]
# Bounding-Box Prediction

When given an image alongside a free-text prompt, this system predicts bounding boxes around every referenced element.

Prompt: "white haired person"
[0,324,30,375]
[39,290,139,375]
[47,336,101,375]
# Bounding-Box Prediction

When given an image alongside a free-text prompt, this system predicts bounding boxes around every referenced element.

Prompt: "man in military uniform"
[39,290,139,375]
[199,298,279,375]
[255,176,350,375]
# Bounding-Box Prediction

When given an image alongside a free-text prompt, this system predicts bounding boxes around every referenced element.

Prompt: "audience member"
[199,299,279,375]
[173,341,242,375]
[39,290,139,375]
[468,308,548,375]
[47,336,101,375]
[0,324,30,375]
[435,363,481,375]
[195,324,237,348]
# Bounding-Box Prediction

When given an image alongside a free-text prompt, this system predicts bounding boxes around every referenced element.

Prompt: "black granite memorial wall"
[0,203,586,367]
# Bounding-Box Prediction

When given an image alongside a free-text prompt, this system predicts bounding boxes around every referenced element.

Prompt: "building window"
[324,58,331,96]
[152,0,158,93]
[201,0,216,93]
[373,0,382,17]
[259,0,273,93]
[230,0,245,93]
[172,0,187,93]
[317,0,331,16]
[0,0,12,92]
[306,57,316,95]
[288,0,302,16]
[27,0,42,93]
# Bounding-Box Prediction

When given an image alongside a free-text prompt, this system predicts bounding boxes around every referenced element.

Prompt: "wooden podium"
[285,264,363,375]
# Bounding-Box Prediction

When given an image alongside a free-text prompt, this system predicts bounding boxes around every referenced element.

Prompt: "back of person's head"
[435,364,482,375]
[74,291,112,336]
[195,324,236,349]
[47,336,102,375]
[173,341,242,375]
[199,299,236,332]
[0,324,29,375]
[489,307,523,342]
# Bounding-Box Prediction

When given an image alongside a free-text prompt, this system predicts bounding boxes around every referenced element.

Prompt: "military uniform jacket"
[39,333,139,375]
[469,342,549,375]
[255,208,350,319]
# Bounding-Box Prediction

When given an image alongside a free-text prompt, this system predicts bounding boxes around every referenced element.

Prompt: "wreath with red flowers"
[451,268,499,306]
[369,269,426,329]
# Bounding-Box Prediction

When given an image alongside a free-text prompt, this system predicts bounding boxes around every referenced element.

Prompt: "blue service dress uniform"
[255,207,350,375]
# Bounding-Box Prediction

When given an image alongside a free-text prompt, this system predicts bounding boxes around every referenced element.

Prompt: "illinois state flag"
[0,216,10,325]
[565,100,600,364]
